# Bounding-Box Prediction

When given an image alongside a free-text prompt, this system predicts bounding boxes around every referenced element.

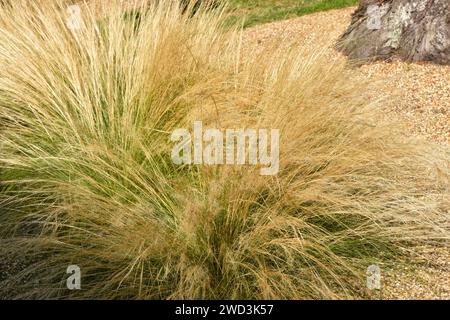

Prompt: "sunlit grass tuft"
[0,0,448,299]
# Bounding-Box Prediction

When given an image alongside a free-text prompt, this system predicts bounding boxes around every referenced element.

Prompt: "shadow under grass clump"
[0,0,448,299]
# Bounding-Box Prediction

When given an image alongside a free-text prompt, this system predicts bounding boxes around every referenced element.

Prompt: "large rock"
[337,0,450,65]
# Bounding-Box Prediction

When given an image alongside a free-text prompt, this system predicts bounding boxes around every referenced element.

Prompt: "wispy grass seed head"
[0,0,448,299]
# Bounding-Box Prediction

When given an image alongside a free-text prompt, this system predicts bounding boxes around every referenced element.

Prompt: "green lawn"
[226,0,358,27]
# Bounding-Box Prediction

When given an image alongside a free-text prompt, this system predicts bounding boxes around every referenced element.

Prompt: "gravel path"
[243,7,449,299]
[242,7,449,144]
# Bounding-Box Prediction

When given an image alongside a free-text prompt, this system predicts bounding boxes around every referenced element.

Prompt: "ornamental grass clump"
[0,0,448,299]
